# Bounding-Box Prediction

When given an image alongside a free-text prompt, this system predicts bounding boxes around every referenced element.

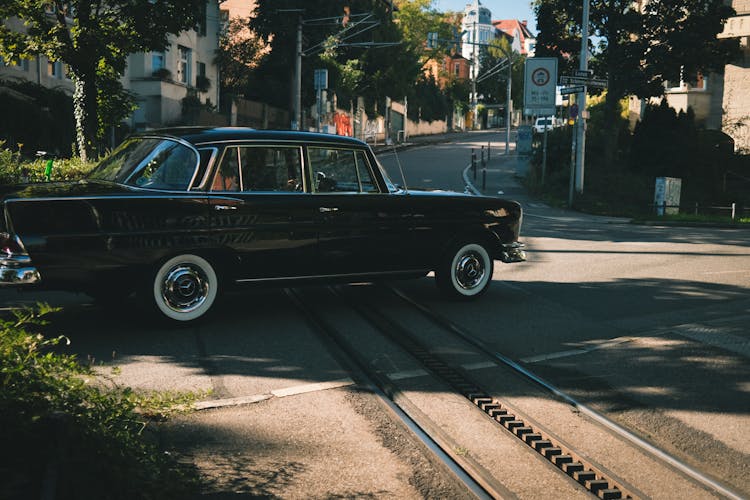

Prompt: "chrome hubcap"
[162,264,209,313]
[454,252,486,290]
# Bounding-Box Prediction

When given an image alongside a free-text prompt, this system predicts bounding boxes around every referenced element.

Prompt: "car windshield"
[88,137,199,191]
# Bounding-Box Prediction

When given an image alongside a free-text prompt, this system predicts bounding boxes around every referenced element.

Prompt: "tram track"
[383,284,745,500]
[285,287,503,499]
[287,282,743,499]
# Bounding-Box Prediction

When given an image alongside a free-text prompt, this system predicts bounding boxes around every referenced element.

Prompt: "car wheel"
[151,254,218,323]
[436,242,493,299]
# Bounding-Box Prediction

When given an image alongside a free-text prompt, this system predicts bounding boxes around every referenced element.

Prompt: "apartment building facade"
[0,1,222,132]
[719,0,750,152]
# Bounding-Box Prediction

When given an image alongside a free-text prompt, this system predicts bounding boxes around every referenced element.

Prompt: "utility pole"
[505,51,511,155]
[575,0,590,194]
[292,15,302,130]
[471,20,477,130]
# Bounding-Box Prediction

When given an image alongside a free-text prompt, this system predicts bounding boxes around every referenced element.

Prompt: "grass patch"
[633,213,750,225]
[0,306,204,499]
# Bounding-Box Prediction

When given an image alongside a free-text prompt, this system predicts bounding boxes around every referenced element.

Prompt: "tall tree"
[0,1,205,161]
[250,1,420,121]
[217,16,267,97]
[533,0,738,162]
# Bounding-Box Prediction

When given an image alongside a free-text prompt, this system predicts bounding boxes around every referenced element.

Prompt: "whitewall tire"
[436,242,493,299]
[152,254,218,322]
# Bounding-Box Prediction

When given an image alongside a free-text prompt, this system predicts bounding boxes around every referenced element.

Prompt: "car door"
[309,145,420,276]
[208,144,319,281]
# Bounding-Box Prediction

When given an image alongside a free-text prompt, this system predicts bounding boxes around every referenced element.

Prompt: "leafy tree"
[533,0,739,162]
[249,1,422,125]
[477,37,525,110]
[0,1,205,161]
[217,16,267,97]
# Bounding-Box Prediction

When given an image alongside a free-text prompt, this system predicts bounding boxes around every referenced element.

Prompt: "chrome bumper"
[0,254,41,285]
[498,242,526,263]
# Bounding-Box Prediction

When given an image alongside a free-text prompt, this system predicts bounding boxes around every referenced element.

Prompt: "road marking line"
[672,324,750,358]
[521,336,643,364]
[194,377,355,410]
[521,319,750,364]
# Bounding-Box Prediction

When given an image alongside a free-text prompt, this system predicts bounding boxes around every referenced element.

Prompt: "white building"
[0,1,222,132]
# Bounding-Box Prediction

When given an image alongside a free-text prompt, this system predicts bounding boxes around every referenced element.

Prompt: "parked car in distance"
[1,127,525,323]
[532,116,558,134]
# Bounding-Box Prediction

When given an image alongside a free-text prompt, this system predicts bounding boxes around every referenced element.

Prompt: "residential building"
[424,53,471,88]
[0,2,222,132]
[718,0,750,152]
[126,1,222,129]
[0,16,74,93]
[627,0,750,152]
[493,19,536,56]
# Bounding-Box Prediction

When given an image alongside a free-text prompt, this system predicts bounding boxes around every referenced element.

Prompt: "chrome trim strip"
[235,269,430,283]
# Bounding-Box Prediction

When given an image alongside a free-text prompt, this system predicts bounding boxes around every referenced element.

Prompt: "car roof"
[131,127,368,148]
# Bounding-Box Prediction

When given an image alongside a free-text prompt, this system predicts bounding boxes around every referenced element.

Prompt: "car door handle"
[214,205,238,211]
[319,207,339,213]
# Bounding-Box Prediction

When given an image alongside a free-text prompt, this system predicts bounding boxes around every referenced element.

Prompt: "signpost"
[524,57,558,117]
[559,75,607,88]
[524,57,558,185]
[560,85,585,96]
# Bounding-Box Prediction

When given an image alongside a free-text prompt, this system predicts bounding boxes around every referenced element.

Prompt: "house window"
[48,60,63,78]
[177,46,191,84]
[152,52,165,73]
[220,9,229,35]
[454,63,460,76]
[196,2,207,36]
[2,57,29,71]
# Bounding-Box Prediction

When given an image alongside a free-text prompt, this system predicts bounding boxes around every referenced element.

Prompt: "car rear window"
[308,147,379,193]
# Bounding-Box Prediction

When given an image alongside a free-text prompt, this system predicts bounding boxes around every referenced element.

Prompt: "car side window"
[211,147,240,192]
[309,147,379,193]
[355,151,379,193]
[126,141,198,191]
[239,146,303,192]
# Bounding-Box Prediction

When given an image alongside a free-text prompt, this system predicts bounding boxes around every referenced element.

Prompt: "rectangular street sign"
[559,75,608,89]
[560,85,585,95]
[574,69,593,78]
[524,57,558,115]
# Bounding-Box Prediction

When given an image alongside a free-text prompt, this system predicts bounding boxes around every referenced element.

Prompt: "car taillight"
[0,232,28,256]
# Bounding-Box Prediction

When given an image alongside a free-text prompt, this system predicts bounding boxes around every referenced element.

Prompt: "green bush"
[0,141,95,184]
[0,307,202,500]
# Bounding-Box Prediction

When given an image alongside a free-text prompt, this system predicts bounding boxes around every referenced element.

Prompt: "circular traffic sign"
[531,67,550,86]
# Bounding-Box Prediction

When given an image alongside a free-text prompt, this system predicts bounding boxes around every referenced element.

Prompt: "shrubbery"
[0,307,202,499]
[0,141,94,184]
[528,99,748,216]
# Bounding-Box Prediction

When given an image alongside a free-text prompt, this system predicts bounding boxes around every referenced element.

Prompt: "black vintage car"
[1,128,525,322]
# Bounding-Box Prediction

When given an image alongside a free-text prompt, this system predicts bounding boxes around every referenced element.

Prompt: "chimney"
[521,20,528,27]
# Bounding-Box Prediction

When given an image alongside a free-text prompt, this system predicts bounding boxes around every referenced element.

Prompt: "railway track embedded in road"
[287,282,744,499]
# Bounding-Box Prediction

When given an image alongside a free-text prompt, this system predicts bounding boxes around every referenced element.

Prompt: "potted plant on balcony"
[152,68,172,80]
[195,75,211,93]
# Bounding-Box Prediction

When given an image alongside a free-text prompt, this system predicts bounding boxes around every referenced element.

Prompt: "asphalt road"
[381,131,750,495]
[3,130,748,497]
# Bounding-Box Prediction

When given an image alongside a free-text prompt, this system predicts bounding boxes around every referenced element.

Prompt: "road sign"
[560,85,585,96]
[559,75,607,89]
[524,58,558,116]
[574,69,593,78]
[314,69,328,90]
